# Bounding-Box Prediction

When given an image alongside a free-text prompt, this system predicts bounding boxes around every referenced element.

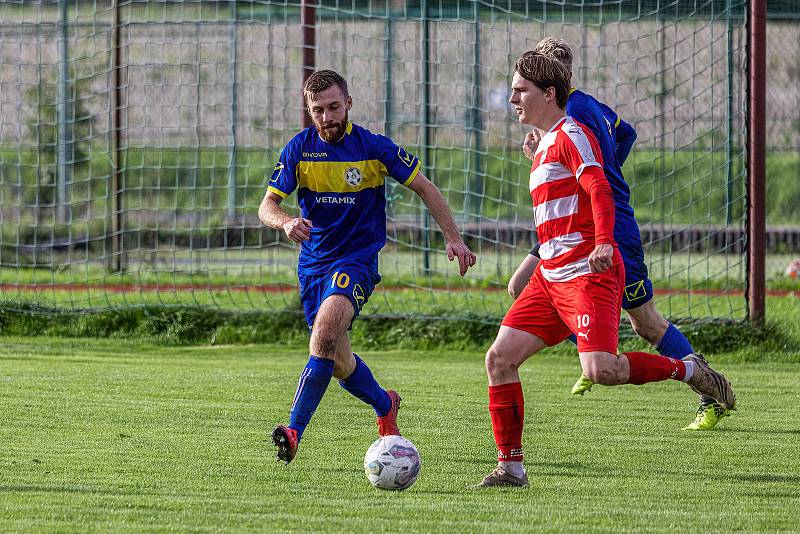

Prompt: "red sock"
[488,382,524,462]
[624,351,686,384]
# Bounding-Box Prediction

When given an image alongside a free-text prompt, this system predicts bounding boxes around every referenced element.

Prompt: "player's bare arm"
[258,191,313,243]
[407,172,477,276]
[508,252,539,299]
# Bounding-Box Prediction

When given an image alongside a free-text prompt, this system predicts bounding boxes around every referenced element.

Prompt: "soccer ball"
[363,435,421,491]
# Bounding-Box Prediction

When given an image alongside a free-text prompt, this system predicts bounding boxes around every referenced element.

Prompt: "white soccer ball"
[363,435,421,491]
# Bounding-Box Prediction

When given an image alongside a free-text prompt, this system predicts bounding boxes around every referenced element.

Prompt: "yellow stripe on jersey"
[267,185,288,198]
[401,160,421,187]
[615,116,621,127]
[297,159,388,193]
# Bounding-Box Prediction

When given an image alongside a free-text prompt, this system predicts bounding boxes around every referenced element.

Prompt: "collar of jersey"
[545,116,567,134]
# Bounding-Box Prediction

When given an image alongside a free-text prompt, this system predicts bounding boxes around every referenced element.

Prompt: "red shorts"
[502,262,625,353]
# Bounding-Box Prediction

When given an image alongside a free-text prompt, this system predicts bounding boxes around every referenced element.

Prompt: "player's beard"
[316,111,348,143]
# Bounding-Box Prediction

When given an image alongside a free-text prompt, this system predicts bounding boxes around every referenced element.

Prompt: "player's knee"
[583,357,625,385]
[310,329,339,358]
[485,346,518,378]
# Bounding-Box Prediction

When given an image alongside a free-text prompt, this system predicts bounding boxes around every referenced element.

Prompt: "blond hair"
[515,51,571,109]
[534,37,573,75]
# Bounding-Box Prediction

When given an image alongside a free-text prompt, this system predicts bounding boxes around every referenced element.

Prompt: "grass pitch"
[1,336,799,532]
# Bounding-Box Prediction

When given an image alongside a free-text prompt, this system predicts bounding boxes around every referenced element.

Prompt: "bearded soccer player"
[506,38,728,431]
[475,52,735,488]
[259,69,476,464]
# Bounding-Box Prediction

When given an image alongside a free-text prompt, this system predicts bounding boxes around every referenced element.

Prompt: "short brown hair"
[515,51,571,109]
[534,37,573,75]
[303,69,349,101]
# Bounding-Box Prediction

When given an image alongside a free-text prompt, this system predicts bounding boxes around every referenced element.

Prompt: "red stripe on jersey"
[536,214,584,244]
[530,116,617,281]
[531,176,580,207]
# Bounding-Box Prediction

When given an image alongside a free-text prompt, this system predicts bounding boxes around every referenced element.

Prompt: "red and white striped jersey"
[529,116,617,282]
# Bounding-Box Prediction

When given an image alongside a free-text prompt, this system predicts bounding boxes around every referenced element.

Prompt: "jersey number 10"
[331,271,350,289]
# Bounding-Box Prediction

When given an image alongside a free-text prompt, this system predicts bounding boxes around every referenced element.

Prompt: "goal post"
[747,0,766,323]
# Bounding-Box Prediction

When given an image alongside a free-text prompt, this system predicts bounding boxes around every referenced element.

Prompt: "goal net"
[0,0,751,323]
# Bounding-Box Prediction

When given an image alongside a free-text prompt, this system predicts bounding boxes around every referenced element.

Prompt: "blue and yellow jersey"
[567,89,639,240]
[268,121,421,275]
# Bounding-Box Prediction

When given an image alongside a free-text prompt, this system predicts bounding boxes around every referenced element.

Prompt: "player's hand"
[282,218,313,243]
[522,129,543,161]
[446,240,477,276]
[588,244,614,273]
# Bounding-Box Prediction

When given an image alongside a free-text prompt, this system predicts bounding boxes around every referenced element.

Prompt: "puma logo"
[577,330,590,340]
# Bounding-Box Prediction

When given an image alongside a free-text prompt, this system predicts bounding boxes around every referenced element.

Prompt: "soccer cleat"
[681,354,736,411]
[271,425,299,464]
[682,401,731,431]
[474,466,529,488]
[377,390,402,437]
[571,374,594,395]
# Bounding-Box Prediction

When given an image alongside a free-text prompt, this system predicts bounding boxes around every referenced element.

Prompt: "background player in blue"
[507,38,729,431]
[258,70,477,463]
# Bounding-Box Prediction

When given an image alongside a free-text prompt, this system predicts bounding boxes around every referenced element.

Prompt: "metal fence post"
[57,0,71,225]
[725,0,735,226]
[469,13,483,220]
[227,0,238,222]
[301,0,316,128]
[384,16,393,139]
[421,0,432,275]
[110,0,125,273]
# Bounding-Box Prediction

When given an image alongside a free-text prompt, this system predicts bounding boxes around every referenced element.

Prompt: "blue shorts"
[530,229,653,310]
[615,230,654,310]
[298,259,381,328]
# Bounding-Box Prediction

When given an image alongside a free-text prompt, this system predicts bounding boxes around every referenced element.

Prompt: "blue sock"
[288,356,334,441]
[566,334,577,345]
[655,323,695,360]
[339,354,391,417]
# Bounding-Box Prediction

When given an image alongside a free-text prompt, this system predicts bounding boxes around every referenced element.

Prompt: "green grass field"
[2,315,799,532]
